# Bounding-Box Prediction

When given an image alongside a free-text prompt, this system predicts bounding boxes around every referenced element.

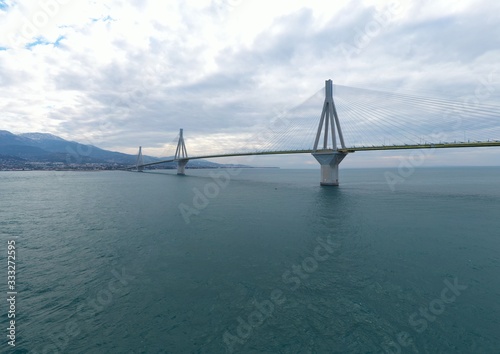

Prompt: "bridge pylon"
[136,146,144,172]
[312,79,348,186]
[174,128,189,175]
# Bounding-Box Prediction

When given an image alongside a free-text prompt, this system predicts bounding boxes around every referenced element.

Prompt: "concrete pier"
[312,151,347,186]
[177,159,188,175]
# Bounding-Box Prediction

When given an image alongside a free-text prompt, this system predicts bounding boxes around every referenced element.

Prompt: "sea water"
[1,167,499,353]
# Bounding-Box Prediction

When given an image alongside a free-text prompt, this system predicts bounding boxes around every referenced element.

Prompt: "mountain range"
[0,130,243,170]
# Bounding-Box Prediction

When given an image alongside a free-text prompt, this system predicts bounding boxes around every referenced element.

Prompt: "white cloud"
[0,0,499,167]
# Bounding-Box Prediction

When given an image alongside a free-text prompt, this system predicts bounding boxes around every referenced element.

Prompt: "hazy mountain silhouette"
[0,130,248,168]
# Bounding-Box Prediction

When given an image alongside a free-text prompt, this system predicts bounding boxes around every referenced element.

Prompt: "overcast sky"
[1,0,499,168]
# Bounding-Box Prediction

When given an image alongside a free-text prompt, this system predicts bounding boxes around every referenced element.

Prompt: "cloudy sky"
[1,0,499,168]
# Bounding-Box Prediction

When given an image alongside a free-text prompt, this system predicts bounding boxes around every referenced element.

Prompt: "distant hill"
[18,132,66,142]
[0,130,250,170]
[0,130,137,165]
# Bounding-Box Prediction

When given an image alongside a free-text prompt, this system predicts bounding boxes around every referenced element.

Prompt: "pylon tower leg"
[136,146,144,172]
[174,128,189,175]
[311,79,349,186]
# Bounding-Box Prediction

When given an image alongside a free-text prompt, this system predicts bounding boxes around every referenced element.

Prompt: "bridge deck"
[135,141,500,168]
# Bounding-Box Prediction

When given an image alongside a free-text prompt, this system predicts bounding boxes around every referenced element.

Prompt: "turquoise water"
[1,167,500,353]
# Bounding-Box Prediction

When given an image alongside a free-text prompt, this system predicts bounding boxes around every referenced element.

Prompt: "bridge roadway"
[136,141,500,169]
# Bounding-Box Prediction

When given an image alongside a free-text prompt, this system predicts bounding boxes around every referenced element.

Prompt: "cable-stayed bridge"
[132,80,500,185]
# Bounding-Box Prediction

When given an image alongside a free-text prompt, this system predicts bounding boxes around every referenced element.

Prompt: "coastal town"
[0,159,129,171]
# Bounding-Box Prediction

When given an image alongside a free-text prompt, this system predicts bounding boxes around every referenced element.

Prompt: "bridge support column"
[312,151,346,186]
[177,159,188,175]
[174,128,189,175]
[311,79,348,186]
[136,146,144,172]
